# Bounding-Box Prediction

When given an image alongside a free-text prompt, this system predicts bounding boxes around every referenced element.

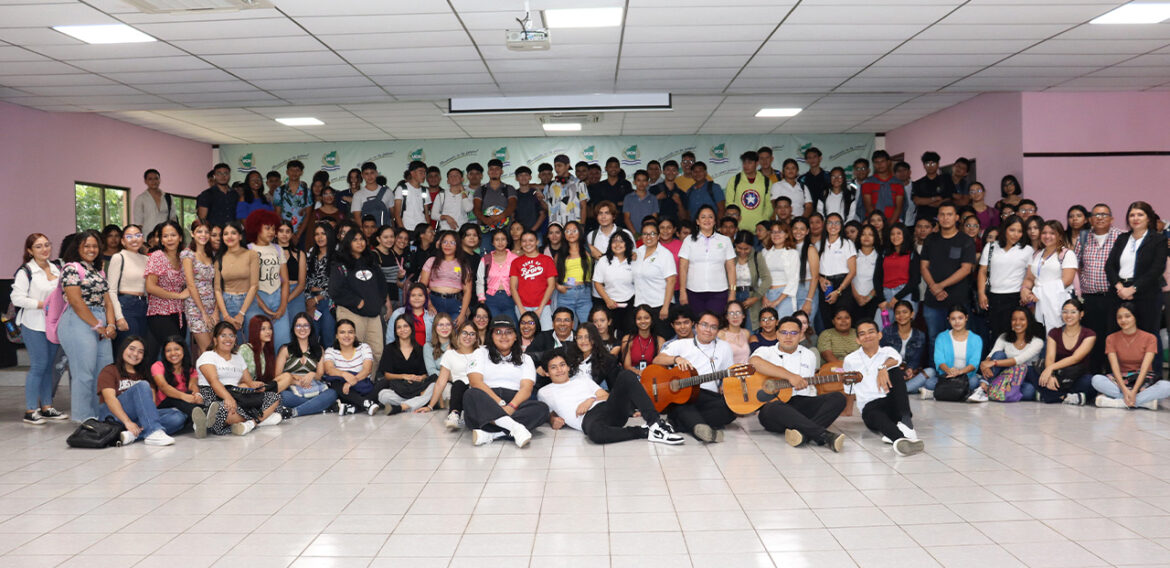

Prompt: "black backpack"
[933,376,970,402]
[66,418,126,448]
[360,186,393,227]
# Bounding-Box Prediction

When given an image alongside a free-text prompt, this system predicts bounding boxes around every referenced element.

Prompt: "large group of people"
[10,145,1168,456]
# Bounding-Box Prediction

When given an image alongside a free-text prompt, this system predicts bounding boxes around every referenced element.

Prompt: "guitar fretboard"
[674,369,731,389]
[765,374,849,392]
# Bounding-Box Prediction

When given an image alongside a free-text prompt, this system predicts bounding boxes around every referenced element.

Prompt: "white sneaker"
[144,430,175,446]
[920,389,934,400]
[444,410,462,431]
[897,422,919,441]
[259,413,283,427]
[893,438,925,456]
[336,401,352,416]
[1062,393,1085,406]
[648,420,685,445]
[1141,399,1158,410]
[366,402,383,416]
[1095,395,1127,409]
[471,429,494,446]
[967,387,989,403]
[119,430,136,446]
[881,436,893,444]
[511,424,533,448]
[230,420,256,436]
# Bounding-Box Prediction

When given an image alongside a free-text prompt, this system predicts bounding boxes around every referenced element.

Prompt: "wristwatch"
[497,399,507,407]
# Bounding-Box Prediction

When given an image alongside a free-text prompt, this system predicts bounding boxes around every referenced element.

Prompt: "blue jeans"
[557,284,592,329]
[430,292,463,321]
[58,307,113,422]
[281,387,339,417]
[1037,372,1094,404]
[735,288,754,330]
[99,381,185,437]
[222,292,248,343]
[287,283,307,322]
[794,281,817,329]
[246,289,290,348]
[905,368,935,393]
[765,288,795,320]
[115,294,148,353]
[922,305,948,368]
[518,305,552,329]
[22,326,58,410]
[876,285,912,331]
[485,290,517,325]
[312,296,335,349]
[1092,375,1170,406]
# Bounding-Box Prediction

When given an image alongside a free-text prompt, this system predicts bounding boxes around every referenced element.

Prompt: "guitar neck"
[773,374,847,390]
[676,369,730,389]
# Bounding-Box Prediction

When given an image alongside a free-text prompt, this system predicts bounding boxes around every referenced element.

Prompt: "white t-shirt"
[197,351,247,387]
[587,225,634,257]
[818,191,848,218]
[431,189,473,231]
[395,182,432,230]
[677,232,735,292]
[979,242,1034,294]
[1032,248,1078,289]
[467,346,536,390]
[325,344,373,375]
[819,238,857,276]
[632,245,677,307]
[749,343,818,398]
[660,337,735,393]
[770,179,812,214]
[439,349,476,385]
[843,345,902,412]
[537,378,603,432]
[1119,235,1144,279]
[593,256,636,304]
[854,250,878,296]
[950,332,967,368]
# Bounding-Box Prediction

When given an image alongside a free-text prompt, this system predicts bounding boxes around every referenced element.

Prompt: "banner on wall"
[220,134,874,186]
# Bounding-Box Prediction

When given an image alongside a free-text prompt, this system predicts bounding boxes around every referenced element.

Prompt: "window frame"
[74,181,130,233]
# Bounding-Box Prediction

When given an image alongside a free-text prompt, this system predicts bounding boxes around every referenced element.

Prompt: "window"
[170,194,199,236]
[75,182,128,233]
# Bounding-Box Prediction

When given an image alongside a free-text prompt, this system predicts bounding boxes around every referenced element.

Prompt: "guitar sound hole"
[756,390,773,403]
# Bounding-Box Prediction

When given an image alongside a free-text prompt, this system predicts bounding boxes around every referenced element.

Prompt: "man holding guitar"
[845,319,925,457]
[750,317,849,452]
[652,311,738,443]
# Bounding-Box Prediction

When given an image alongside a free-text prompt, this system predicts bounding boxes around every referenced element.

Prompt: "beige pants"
[336,307,384,363]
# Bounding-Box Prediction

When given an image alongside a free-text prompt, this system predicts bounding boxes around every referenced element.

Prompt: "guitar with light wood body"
[722,369,861,415]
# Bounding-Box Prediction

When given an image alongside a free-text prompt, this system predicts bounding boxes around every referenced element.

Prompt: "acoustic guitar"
[722,370,862,415]
[640,363,755,412]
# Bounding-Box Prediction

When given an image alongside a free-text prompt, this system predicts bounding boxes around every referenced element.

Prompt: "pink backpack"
[44,262,86,345]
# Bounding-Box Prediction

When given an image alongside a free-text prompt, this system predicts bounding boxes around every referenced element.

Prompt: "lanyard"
[693,338,717,372]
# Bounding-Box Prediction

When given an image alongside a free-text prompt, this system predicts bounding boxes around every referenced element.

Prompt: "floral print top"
[61,261,108,308]
[145,250,187,316]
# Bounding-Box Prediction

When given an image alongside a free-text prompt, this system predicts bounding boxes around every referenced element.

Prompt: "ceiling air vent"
[124,0,273,14]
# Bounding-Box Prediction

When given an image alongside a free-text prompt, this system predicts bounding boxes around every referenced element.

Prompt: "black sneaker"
[23,410,45,425]
[386,404,404,416]
[280,406,294,420]
[819,431,846,453]
[40,408,68,421]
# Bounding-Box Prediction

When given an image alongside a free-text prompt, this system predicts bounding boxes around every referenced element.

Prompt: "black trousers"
[146,312,186,363]
[326,378,373,407]
[758,392,847,439]
[580,371,661,444]
[667,389,736,437]
[463,387,550,433]
[449,381,468,412]
[986,292,1020,344]
[860,367,912,441]
[818,275,856,330]
[1081,292,1111,373]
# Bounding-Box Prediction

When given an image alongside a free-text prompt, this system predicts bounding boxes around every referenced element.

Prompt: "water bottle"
[2,316,16,337]
[881,309,891,328]
[823,282,835,299]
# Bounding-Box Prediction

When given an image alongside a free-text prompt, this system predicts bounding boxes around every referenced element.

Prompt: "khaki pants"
[336,307,384,363]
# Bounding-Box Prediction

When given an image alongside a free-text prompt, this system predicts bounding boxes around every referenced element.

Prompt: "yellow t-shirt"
[564,257,585,284]
[676,173,714,192]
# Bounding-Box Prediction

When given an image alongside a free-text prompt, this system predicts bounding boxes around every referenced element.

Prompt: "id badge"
[313,309,322,321]
[638,361,647,371]
[566,277,576,286]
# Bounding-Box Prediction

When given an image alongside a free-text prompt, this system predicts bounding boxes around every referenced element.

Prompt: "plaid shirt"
[1076,226,1121,294]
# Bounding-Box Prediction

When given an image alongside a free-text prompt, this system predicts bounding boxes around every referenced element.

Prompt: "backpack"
[360,186,393,228]
[45,262,89,345]
[5,265,34,344]
[66,417,126,448]
[933,376,970,402]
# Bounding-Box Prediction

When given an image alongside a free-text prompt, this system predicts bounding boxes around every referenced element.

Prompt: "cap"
[553,154,571,165]
[489,315,516,330]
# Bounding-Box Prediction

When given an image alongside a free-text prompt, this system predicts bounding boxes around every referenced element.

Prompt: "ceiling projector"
[506,28,550,51]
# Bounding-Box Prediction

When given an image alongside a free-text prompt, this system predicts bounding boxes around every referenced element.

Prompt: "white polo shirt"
[749,343,818,398]
[592,256,636,305]
[677,232,735,292]
[843,345,902,412]
[770,179,812,214]
[979,242,1034,294]
[632,245,677,307]
[661,337,735,393]
[819,238,857,276]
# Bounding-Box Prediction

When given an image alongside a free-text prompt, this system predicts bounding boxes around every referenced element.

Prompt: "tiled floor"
[3,378,1170,567]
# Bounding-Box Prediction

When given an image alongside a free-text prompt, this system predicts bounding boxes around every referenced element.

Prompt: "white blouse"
[593,256,636,304]
[819,238,856,276]
[1119,234,1144,279]
[10,261,60,332]
[467,346,536,391]
[854,250,878,296]
[979,242,1034,294]
[678,232,735,292]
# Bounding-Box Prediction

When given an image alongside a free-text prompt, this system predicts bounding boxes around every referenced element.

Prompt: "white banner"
[219,134,874,186]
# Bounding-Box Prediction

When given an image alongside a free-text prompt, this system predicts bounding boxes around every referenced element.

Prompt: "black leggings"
[326,378,374,408]
[986,292,1020,343]
[861,367,912,441]
[463,387,550,433]
[758,392,847,439]
[449,381,468,412]
[146,313,186,363]
[580,370,661,444]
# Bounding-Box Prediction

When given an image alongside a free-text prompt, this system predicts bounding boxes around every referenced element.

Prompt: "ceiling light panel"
[544,7,624,28]
[275,117,324,126]
[53,24,157,44]
[1091,3,1170,24]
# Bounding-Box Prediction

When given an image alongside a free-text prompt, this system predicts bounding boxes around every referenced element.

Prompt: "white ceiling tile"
[625,24,774,43]
[892,39,1035,55]
[204,51,345,67]
[914,23,1070,41]
[296,14,461,35]
[73,56,212,73]
[0,27,83,46]
[941,4,1117,24]
[1,73,116,87]
[27,42,186,60]
[759,40,903,56]
[356,60,487,75]
[999,53,1132,67]
[252,76,374,90]
[0,3,115,27]
[0,60,86,75]
[276,0,451,17]
[320,32,472,51]
[625,6,791,27]
[104,69,237,83]
[232,64,359,80]
[0,45,48,61]
[143,80,259,94]
[621,42,759,58]
[341,46,480,64]
[173,36,326,55]
[787,4,958,24]
[1026,39,1170,55]
[135,18,303,41]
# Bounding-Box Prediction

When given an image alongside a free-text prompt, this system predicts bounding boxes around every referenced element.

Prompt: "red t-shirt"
[860,175,905,220]
[510,254,557,307]
[882,253,911,289]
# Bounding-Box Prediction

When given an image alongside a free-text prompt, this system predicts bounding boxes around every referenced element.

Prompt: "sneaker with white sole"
[1094,395,1128,409]
[893,437,925,456]
[144,430,175,446]
[40,408,68,421]
[471,429,494,446]
[22,410,45,425]
[1141,399,1158,410]
[648,420,685,445]
[259,413,283,427]
[119,429,137,446]
[511,424,533,448]
[897,422,919,441]
[367,402,383,416]
[1062,393,1085,406]
[336,400,353,416]
[920,389,934,400]
[881,435,893,444]
[445,410,462,430]
[230,420,256,436]
[191,406,209,439]
[967,387,989,403]
[693,424,717,443]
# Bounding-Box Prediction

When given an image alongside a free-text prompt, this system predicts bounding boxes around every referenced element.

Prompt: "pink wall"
[0,101,212,269]
[884,92,1024,193]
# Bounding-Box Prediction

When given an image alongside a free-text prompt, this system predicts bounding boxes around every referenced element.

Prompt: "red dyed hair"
[246,314,276,383]
[22,233,49,264]
[244,209,281,244]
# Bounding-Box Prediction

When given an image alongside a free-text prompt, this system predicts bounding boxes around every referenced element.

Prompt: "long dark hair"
[246,315,276,383]
[335,318,362,349]
[63,230,102,265]
[433,230,471,285]
[690,205,717,241]
[486,321,524,366]
[1001,175,1022,198]
[337,226,371,270]
[555,221,591,284]
[152,220,186,255]
[286,312,322,360]
[604,230,634,264]
[997,215,1027,250]
[114,335,149,379]
[309,222,337,259]
[243,170,269,204]
[790,216,811,282]
[1002,307,1038,345]
[567,322,615,380]
[189,219,215,258]
[818,213,845,256]
[884,223,912,256]
[391,313,422,351]
[159,335,194,389]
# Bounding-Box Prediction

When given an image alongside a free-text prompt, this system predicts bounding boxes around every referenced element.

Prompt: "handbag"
[933,376,970,402]
[988,364,1029,402]
[226,385,268,410]
[324,375,374,396]
[1053,362,1090,391]
[66,418,126,448]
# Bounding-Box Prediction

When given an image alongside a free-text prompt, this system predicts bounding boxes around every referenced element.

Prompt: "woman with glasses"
[1021,221,1078,332]
[470,304,491,345]
[1035,299,1096,405]
[517,310,542,360]
[592,231,637,333]
[106,224,148,352]
[427,313,453,379]
[719,300,752,365]
[464,316,549,447]
[817,213,857,330]
[12,233,67,424]
[969,182,997,230]
[750,307,781,352]
[274,313,337,419]
[631,218,677,336]
[425,320,480,429]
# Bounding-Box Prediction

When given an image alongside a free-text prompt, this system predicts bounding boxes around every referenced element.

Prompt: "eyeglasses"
[642,232,658,237]
[857,329,878,337]
[125,234,144,240]
[778,330,799,337]
[726,311,743,317]
[923,161,938,166]
[964,223,980,229]
[760,316,777,322]
[436,322,452,327]
[1092,213,1111,219]
[697,322,718,330]
[1019,208,1036,213]
[493,329,515,336]
[459,331,478,337]
[474,314,489,320]
[294,323,311,329]
[1060,310,1080,315]
[827,221,842,226]
[564,228,578,234]
[519,321,537,326]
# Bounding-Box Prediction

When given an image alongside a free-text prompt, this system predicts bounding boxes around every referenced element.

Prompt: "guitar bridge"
[737,376,749,403]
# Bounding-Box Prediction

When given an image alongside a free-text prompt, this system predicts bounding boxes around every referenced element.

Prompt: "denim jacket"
[880,326,926,369]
